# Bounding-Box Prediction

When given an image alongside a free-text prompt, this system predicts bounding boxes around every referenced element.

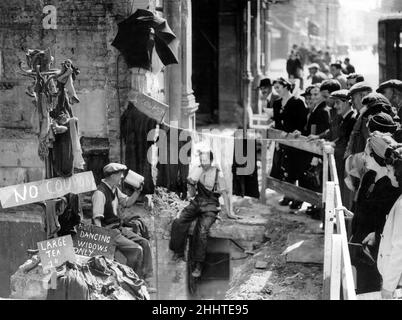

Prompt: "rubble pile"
[152,187,188,220]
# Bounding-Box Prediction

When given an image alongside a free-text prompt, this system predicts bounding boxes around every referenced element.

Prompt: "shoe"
[308,207,322,220]
[279,198,292,206]
[191,263,202,278]
[305,205,316,215]
[289,201,303,210]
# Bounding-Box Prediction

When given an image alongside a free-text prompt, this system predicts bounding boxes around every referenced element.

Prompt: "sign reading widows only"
[0,171,96,209]
[37,235,76,271]
[73,224,116,260]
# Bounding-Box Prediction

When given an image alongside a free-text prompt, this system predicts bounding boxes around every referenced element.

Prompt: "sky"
[339,0,380,11]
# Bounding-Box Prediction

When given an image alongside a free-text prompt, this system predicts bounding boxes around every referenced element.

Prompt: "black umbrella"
[112,9,179,70]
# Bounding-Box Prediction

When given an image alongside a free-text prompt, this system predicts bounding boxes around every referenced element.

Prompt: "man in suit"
[376,79,402,123]
[258,78,280,109]
[329,90,358,209]
[330,63,348,89]
[346,73,365,90]
[307,63,328,85]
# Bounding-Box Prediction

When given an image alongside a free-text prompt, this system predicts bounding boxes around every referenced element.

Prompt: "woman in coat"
[378,144,402,299]
[350,132,401,294]
[270,77,308,210]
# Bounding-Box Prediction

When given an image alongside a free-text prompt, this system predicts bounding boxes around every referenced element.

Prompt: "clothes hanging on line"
[156,124,191,199]
[232,138,259,198]
[121,102,157,195]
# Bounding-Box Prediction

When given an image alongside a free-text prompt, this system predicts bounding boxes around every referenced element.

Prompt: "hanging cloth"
[121,102,157,194]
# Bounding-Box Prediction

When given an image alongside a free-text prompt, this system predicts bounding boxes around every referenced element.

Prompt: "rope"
[160,120,321,145]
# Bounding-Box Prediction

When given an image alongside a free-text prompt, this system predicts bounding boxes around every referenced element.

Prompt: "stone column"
[165,0,182,125]
[243,0,254,134]
[251,0,262,113]
[181,0,198,130]
[263,1,271,76]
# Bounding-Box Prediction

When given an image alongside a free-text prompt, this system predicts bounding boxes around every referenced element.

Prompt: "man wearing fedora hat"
[258,78,280,110]
[91,162,154,287]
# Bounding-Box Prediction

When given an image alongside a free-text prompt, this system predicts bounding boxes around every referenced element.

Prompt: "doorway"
[192,0,219,125]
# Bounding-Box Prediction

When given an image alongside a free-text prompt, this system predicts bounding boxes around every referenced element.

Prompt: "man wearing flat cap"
[91,162,153,285]
[329,89,357,208]
[307,63,328,85]
[377,79,402,122]
[330,63,348,89]
[346,73,365,90]
[344,92,398,208]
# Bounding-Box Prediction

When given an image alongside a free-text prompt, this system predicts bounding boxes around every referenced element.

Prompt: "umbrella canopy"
[112,9,179,70]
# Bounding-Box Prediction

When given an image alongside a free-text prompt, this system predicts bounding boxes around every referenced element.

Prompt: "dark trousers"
[170,201,217,262]
[355,263,382,294]
[113,227,153,279]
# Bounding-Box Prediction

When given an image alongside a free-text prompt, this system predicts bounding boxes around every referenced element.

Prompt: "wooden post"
[336,206,357,300]
[330,234,342,300]
[260,129,267,204]
[323,181,335,300]
[322,144,331,206]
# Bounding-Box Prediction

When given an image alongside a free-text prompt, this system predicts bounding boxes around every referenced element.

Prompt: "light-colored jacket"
[377,195,402,292]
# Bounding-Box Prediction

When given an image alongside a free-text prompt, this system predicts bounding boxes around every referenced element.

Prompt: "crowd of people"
[286,43,356,91]
[259,55,402,298]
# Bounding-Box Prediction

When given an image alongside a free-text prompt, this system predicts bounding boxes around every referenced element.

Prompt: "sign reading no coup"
[0,171,96,209]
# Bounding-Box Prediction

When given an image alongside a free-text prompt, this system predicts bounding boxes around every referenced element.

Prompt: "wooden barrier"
[322,146,356,300]
[266,128,323,156]
[257,129,356,300]
[266,176,322,207]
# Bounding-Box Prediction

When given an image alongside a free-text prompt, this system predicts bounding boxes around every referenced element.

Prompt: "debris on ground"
[225,193,323,300]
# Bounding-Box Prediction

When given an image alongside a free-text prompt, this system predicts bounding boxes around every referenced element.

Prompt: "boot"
[290,200,303,210]
[279,197,292,206]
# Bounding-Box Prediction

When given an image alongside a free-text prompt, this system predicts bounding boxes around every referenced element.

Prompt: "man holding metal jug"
[91,163,154,289]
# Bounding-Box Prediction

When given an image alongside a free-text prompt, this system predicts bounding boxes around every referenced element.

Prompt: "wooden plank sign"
[0,171,96,209]
[73,224,116,260]
[37,235,76,271]
[128,91,169,123]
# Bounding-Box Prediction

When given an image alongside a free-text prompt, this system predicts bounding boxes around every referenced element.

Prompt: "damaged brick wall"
[0,0,148,185]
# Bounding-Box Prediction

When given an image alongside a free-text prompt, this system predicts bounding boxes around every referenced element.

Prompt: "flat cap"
[330,89,350,101]
[376,79,402,93]
[308,63,320,69]
[300,85,316,97]
[320,79,341,93]
[103,163,127,175]
[348,82,373,97]
[367,112,398,135]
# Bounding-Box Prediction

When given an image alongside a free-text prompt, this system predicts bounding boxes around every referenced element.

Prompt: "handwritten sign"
[73,224,116,259]
[37,235,76,271]
[0,171,96,209]
[128,92,169,123]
